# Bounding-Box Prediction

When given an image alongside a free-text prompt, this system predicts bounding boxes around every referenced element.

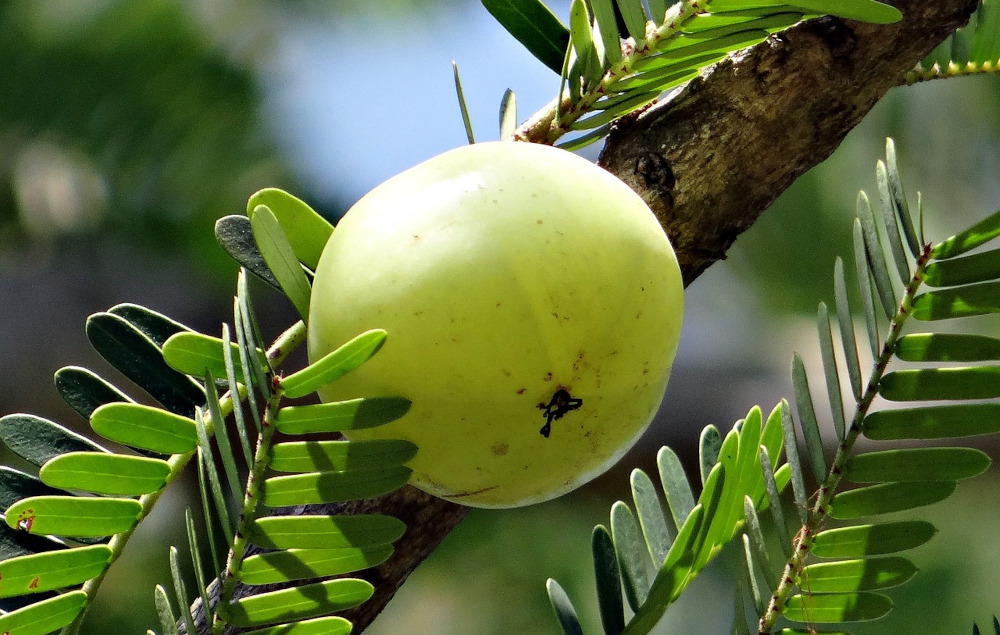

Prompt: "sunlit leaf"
[250,204,312,320]
[932,209,1000,259]
[616,0,648,42]
[0,545,110,598]
[783,591,893,623]
[800,556,917,593]
[482,0,570,74]
[0,414,109,467]
[895,333,1000,362]
[912,281,1000,320]
[0,590,87,635]
[864,403,1000,439]
[924,248,1000,287]
[880,366,1000,400]
[590,0,622,65]
[249,514,406,550]
[90,403,197,455]
[811,521,937,558]
[828,481,956,519]
[226,578,374,628]
[499,88,518,140]
[40,452,171,496]
[280,330,387,398]
[268,439,417,473]
[261,466,412,507]
[240,545,393,585]
[162,331,266,384]
[569,0,603,86]
[6,496,141,537]
[247,188,333,270]
[274,398,411,435]
[844,447,990,483]
[240,617,353,635]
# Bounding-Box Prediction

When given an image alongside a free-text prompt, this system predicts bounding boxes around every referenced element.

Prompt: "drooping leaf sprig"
[735,139,1000,634]
[0,187,416,635]
[544,138,1000,634]
[480,0,902,148]
[151,190,417,634]
[907,0,1000,83]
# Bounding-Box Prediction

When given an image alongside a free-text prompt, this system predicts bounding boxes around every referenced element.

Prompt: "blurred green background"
[1,1,999,633]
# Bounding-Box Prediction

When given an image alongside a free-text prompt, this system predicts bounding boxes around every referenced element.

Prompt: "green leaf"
[6,496,141,537]
[0,468,64,521]
[895,333,1000,362]
[162,332,267,384]
[780,402,809,524]
[932,209,1000,259]
[195,413,233,545]
[452,61,476,145]
[857,192,898,318]
[743,496,776,590]
[196,453,223,573]
[800,557,917,593]
[811,521,938,558]
[611,501,650,611]
[880,366,1000,400]
[0,590,87,635]
[692,462,727,568]
[154,584,179,635]
[86,312,206,415]
[834,258,863,400]
[247,188,333,270]
[876,160,911,284]
[240,617,353,635]
[275,398,412,435]
[261,466,412,507]
[884,138,920,258]
[169,546,196,635]
[817,303,846,440]
[844,447,990,483]
[570,0,603,86]
[215,215,282,289]
[250,514,406,550]
[742,534,766,616]
[590,0,622,65]
[969,0,1000,63]
[785,0,900,23]
[108,303,191,348]
[269,440,417,473]
[55,366,134,420]
[783,591,893,623]
[39,452,171,496]
[616,0,648,42]
[499,88,518,140]
[223,321,255,466]
[90,403,198,455]
[184,508,212,620]
[853,219,881,359]
[280,330,388,398]
[828,481,956,519]
[481,0,570,74]
[0,545,111,598]
[924,247,1000,287]
[570,92,658,130]
[699,424,722,484]
[546,578,584,635]
[203,371,243,503]
[592,525,624,635]
[250,204,312,320]
[240,545,393,585]
[631,469,672,565]
[226,578,374,628]
[0,414,109,467]
[760,447,791,555]
[864,403,1000,439]
[791,354,826,484]
[657,446,694,530]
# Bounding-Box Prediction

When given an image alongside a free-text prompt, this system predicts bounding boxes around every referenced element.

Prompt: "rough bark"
[185,1,978,632]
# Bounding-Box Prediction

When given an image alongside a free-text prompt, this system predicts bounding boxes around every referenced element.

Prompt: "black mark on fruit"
[538,388,583,438]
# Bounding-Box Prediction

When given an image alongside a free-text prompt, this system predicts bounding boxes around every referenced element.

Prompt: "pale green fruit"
[308,141,683,508]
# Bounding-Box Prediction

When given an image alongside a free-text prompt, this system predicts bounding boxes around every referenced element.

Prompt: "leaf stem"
[60,320,307,635]
[757,245,932,634]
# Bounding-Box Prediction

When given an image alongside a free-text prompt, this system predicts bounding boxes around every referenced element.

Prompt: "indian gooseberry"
[307,141,683,508]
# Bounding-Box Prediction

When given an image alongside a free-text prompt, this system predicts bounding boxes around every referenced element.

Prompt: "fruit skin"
[308,141,683,508]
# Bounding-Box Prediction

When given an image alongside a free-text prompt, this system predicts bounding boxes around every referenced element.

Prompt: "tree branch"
[185,1,978,632]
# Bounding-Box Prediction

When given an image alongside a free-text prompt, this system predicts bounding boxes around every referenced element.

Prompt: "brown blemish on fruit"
[536,219,543,224]
[448,485,499,498]
[543,372,553,381]
[516,388,526,395]
[491,442,509,457]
